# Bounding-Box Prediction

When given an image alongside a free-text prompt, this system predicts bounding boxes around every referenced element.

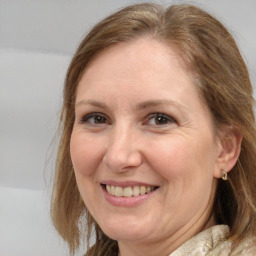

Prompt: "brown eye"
[80,113,109,125]
[155,116,169,125]
[93,116,107,124]
[146,113,176,126]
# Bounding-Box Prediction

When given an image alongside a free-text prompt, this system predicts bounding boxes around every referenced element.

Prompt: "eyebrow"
[76,99,188,114]
[76,100,108,109]
[75,100,112,114]
[135,99,187,111]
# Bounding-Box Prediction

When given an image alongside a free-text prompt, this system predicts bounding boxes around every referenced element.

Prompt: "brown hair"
[51,3,256,255]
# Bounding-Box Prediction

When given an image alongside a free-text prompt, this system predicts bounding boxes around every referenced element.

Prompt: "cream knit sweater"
[170,225,256,256]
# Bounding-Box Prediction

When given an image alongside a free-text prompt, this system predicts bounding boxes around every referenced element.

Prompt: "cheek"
[70,132,104,177]
[70,132,103,211]
[146,137,192,180]
[145,134,217,182]
[147,136,217,217]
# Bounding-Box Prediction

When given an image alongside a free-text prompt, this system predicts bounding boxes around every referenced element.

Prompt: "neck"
[118,214,216,256]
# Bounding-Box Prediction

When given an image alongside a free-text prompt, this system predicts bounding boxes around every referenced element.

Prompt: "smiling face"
[70,38,223,253]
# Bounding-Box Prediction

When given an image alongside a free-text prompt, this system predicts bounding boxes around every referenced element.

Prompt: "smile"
[101,183,159,207]
[105,185,156,197]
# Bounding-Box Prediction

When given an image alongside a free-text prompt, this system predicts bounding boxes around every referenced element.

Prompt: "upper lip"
[100,180,159,188]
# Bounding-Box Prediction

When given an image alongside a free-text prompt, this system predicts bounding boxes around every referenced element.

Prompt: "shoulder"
[170,225,256,256]
[230,236,256,256]
[170,225,230,255]
[211,235,256,256]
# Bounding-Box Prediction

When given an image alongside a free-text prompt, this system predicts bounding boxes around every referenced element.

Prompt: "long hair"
[51,3,256,255]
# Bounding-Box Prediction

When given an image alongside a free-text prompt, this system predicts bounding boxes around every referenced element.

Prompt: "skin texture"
[70,38,240,256]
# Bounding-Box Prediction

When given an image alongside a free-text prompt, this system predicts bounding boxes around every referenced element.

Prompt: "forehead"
[78,38,191,95]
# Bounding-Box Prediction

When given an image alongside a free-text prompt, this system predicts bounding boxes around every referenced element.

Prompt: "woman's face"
[70,38,222,246]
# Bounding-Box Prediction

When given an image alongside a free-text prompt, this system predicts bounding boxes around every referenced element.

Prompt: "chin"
[98,217,153,242]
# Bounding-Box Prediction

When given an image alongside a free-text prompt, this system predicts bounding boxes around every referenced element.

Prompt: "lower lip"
[101,186,156,207]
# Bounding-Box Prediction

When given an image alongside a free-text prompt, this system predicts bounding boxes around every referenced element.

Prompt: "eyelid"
[79,112,110,124]
[147,113,175,120]
[144,112,177,125]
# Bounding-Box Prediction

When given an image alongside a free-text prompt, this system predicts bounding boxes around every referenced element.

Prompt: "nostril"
[103,149,142,172]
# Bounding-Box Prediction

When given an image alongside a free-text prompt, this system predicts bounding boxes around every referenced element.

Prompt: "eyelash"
[79,112,176,126]
[79,112,109,125]
[144,113,176,126]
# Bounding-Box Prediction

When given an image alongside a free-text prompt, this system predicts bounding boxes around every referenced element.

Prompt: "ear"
[214,126,242,178]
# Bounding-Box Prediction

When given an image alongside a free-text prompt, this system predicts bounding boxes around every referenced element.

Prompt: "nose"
[103,126,142,172]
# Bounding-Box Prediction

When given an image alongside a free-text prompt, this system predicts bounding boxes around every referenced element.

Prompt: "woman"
[51,3,256,255]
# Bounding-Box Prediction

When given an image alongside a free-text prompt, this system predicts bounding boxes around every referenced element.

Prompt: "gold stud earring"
[221,169,228,180]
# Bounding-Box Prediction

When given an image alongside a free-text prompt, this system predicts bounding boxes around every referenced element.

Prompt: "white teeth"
[133,186,140,196]
[140,186,146,195]
[124,187,133,197]
[146,186,151,193]
[105,185,155,197]
[115,186,124,197]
